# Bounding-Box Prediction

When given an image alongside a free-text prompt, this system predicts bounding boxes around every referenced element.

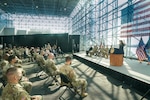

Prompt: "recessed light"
[4,3,7,5]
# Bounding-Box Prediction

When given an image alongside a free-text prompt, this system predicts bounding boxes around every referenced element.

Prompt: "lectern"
[110,54,123,66]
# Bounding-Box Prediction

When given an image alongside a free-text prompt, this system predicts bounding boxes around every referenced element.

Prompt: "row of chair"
[35,56,82,99]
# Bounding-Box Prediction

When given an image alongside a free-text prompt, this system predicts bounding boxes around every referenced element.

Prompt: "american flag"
[121,0,150,37]
[145,37,150,60]
[136,38,146,61]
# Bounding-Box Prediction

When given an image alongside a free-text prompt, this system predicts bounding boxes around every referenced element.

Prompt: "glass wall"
[1,13,70,34]
[70,0,149,59]
[0,13,7,32]
[0,0,149,59]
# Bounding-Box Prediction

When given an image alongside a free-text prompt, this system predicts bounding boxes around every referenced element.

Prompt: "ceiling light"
[64,8,66,11]
[4,3,7,5]
[36,6,38,8]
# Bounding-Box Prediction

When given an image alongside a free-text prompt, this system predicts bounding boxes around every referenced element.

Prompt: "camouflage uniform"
[59,64,87,90]
[2,63,13,77]
[0,60,9,86]
[89,46,98,57]
[35,54,45,67]
[2,64,32,93]
[45,59,59,76]
[0,49,3,61]
[0,60,9,72]
[19,79,32,93]
[100,47,109,58]
[2,83,42,100]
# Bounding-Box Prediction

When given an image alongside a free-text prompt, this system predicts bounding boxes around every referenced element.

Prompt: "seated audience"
[59,56,88,98]
[86,46,93,55]
[35,50,45,67]
[89,45,98,57]
[45,53,59,77]
[57,46,64,56]
[2,55,32,93]
[2,67,42,100]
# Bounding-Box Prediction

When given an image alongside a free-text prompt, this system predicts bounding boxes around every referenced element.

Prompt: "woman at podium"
[109,40,125,66]
[110,40,125,55]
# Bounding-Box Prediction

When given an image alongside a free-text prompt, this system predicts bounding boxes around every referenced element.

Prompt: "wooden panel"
[110,54,123,66]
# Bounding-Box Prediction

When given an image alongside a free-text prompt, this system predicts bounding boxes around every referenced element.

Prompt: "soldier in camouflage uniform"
[35,50,46,77]
[100,45,109,58]
[35,50,45,67]
[45,53,59,76]
[89,45,98,57]
[45,53,59,83]
[59,56,88,98]
[0,48,3,61]
[2,55,32,93]
[2,67,42,100]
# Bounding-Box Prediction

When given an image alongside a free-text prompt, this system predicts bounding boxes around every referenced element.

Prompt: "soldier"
[86,46,93,55]
[0,53,9,86]
[89,45,98,57]
[30,47,35,62]
[45,53,59,76]
[59,56,88,98]
[100,45,109,58]
[35,50,45,67]
[2,55,32,93]
[0,59,9,73]
[0,48,3,61]
[35,50,46,77]
[2,55,18,76]
[2,67,42,100]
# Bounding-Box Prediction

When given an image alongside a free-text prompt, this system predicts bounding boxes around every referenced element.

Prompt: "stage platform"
[73,52,150,96]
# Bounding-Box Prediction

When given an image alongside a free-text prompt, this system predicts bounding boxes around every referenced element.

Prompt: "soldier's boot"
[74,87,80,94]
[81,88,88,98]
[106,54,108,58]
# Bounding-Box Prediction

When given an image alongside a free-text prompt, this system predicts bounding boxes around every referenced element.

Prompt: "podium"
[110,54,123,66]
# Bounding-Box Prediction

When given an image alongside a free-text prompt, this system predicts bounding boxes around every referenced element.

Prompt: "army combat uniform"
[2,83,42,100]
[45,59,59,76]
[2,63,32,93]
[59,64,87,91]
[35,54,45,67]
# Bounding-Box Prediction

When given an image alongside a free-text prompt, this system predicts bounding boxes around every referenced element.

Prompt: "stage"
[73,52,150,96]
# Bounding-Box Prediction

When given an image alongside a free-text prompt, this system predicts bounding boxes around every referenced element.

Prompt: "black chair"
[59,73,80,100]
[43,66,59,86]
[140,89,150,100]
[35,59,47,77]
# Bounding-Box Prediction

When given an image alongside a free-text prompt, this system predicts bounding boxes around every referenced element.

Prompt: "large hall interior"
[0,0,150,100]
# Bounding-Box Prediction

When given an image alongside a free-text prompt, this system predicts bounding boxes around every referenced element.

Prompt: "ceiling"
[0,0,80,16]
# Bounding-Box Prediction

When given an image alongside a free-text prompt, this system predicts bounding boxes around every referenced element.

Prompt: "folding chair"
[141,89,150,100]
[59,73,79,100]
[43,66,59,86]
[36,60,47,77]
